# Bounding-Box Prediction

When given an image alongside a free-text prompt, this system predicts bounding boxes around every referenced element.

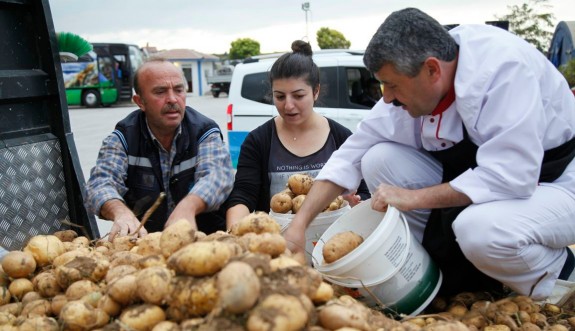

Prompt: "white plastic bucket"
[270,202,350,262]
[312,200,442,316]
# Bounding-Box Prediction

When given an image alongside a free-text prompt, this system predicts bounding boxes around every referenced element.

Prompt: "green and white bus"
[61,43,145,107]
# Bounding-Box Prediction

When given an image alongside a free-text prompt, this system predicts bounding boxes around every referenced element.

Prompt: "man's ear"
[424,57,442,83]
[133,94,144,110]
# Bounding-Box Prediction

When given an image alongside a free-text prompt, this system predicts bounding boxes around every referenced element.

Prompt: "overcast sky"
[47,0,575,55]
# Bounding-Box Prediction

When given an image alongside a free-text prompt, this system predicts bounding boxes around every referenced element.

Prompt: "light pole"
[301,2,310,41]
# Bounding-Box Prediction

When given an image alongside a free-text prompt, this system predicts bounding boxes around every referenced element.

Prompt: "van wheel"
[83,90,101,108]
[212,91,220,98]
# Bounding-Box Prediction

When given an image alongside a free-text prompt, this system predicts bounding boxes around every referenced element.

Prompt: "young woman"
[223,40,370,229]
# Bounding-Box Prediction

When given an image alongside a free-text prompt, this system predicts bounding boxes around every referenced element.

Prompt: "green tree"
[495,0,555,53]
[559,58,575,88]
[229,38,260,60]
[316,27,351,50]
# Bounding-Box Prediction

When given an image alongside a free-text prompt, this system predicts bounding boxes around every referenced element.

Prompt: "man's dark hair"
[364,8,458,77]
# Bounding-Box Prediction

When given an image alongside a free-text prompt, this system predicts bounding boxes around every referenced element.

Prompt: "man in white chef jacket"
[284,7,575,304]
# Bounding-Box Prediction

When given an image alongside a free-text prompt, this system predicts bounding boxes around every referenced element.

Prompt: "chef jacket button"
[441,142,446,147]
[430,118,435,123]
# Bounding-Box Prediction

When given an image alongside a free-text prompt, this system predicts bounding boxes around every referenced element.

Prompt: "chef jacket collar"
[431,82,456,116]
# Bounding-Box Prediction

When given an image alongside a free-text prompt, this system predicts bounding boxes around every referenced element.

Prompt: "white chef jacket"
[317,24,575,204]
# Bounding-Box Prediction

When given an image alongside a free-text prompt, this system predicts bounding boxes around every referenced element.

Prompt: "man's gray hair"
[364,8,458,77]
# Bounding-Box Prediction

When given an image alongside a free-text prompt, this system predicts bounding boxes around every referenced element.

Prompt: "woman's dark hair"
[269,40,320,91]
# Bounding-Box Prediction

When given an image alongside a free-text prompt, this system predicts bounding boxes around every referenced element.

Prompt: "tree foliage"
[316,27,351,50]
[559,58,575,88]
[229,38,260,60]
[495,0,555,53]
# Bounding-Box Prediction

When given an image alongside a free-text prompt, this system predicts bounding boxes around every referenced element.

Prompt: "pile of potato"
[1,213,575,331]
[270,174,345,214]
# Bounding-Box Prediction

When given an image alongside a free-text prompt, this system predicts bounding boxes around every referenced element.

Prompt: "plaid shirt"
[85,121,234,218]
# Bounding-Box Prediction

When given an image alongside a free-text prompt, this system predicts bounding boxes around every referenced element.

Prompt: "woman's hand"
[342,191,361,207]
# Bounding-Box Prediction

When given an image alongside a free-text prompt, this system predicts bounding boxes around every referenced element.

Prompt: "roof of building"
[156,48,219,61]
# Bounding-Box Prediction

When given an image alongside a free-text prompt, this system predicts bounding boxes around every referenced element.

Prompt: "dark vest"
[114,106,226,234]
[423,127,575,296]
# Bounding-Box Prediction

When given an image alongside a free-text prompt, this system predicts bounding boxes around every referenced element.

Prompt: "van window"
[239,66,372,109]
[241,72,272,105]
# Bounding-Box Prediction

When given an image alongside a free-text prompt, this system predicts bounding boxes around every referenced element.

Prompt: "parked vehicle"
[1,0,99,251]
[61,50,118,107]
[61,43,146,107]
[226,50,376,168]
[207,65,234,98]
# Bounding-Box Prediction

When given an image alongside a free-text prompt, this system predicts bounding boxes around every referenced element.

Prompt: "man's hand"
[282,221,307,256]
[164,194,204,231]
[371,183,415,212]
[100,199,148,241]
[109,212,147,241]
[371,182,472,212]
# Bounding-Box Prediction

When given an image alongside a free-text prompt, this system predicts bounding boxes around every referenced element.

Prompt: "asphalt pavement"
[67,94,229,236]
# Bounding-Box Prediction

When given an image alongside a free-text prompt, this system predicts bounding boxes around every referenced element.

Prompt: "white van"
[226,50,377,167]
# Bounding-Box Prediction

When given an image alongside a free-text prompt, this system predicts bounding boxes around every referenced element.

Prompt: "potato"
[159,219,196,258]
[151,321,180,331]
[0,266,9,287]
[137,254,167,269]
[136,266,173,305]
[270,255,302,272]
[217,261,261,314]
[105,264,138,284]
[287,173,314,195]
[21,291,42,306]
[311,282,334,305]
[20,298,51,317]
[1,251,37,279]
[52,248,91,268]
[65,279,100,301]
[292,194,306,214]
[137,232,162,256]
[23,235,65,267]
[270,192,293,213]
[0,302,22,316]
[317,297,372,331]
[231,211,281,236]
[8,278,33,300]
[167,241,232,277]
[106,274,138,306]
[0,286,10,306]
[247,294,309,331]
[239,232,287,257]
[108,251,142,268]
[97,294,121,317]
[16,316,59,331]
[322,231,364,263]
[55,256,110,288]
[59,300,109,331]
[119,304,166,331]
[326,195,344,211]
[53,230,78,243]
[169,276,218,318]
[50,294,68,316]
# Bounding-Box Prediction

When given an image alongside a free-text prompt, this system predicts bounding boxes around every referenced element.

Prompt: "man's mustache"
[163,104,183,112]
[392,99,404,107]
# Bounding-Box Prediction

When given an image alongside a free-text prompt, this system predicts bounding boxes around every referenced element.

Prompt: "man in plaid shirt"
[85,57,233,241]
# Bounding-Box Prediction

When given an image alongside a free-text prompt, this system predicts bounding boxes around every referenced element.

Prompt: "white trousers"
[360,142,575,299]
